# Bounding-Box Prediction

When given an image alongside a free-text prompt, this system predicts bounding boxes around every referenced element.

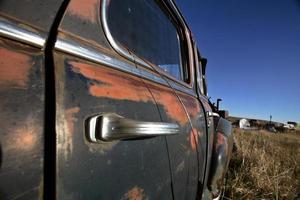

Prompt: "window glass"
[107,0,185,80]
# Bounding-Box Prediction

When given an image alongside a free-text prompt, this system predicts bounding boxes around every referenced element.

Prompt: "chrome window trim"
[163,0,195,88]
[55,37,140,75]
[101,0,195,90]
[193,41,205,96]
[100,0,136,66]
[169,80,196,97]
[0,17,46,48]
[54,37,174,91]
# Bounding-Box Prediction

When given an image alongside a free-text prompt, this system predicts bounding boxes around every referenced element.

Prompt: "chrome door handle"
[207,111,219,118]
[86,113,180,142]
[207,111,219,127]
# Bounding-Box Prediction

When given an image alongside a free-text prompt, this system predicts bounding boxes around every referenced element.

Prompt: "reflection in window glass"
[107,0,183,80]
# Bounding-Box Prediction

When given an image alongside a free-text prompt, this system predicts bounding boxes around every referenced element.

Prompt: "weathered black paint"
[54,52,173,199]
[0,0,233,199]
[44,0,71,199]
[0,38,44,199]
[0,0,64,32]
[59,0,112,50]
[141,78,199,200]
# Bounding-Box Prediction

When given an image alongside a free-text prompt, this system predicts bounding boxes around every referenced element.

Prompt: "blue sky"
[177,0,300,123]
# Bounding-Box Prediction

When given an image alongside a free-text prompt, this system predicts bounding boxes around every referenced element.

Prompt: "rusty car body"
[0,0,233,199]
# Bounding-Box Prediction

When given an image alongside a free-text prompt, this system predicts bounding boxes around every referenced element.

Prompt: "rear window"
[107,0,187,81]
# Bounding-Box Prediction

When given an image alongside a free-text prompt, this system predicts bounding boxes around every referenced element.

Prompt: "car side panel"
[199,96,215,196]
[54,51,173,199]
[58,0,112,51]
[140,75,198,200]
[176,91,207,188]
[0,37,44,199]
[54,0,174,196]
[0,0,64,32]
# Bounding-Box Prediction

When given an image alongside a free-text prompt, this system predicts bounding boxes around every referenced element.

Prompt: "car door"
[0,1,64,199]
[53,0,175,199]
[193,45,216,197]
[102,0,201,199]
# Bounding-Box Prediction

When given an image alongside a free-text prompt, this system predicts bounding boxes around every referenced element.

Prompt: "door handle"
[207,111,219,118]
[86,113,180,142]
[207,111,219,127]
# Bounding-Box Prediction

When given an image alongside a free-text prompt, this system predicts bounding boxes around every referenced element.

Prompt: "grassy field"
[223,128,300,199]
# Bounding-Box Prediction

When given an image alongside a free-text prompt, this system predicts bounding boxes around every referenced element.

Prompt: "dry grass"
[223,128,300,199]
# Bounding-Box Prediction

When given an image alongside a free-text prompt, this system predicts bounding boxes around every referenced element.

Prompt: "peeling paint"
[86,140,118,155]
[5,117,40,152]
[70,61,190,125]
[144,80,189,125]
[190,128,199,151]
[70,61,155,103]
[57,107,80,160]
[121,186,148,200]
[0,48,32,88]
[153,90,188,125]
[177,92,200,118]
[68,0,99,23]
[66,107,80,135]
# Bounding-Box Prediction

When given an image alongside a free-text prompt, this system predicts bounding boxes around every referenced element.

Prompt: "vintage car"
[0,0,233,199]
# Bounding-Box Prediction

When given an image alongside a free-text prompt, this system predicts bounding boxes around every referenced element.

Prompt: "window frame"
[193,42,205,96]
[101,0,194,89]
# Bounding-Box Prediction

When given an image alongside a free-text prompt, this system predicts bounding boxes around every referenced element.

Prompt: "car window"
[107,0,187,81]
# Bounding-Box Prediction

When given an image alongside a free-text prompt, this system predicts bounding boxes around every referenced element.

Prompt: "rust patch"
[68,0,99,23]
[65,107,80,135]
[0,48,32,88]
[178,93,200,118]
[70,61,153,102]
[190,128,199,151]
[71,61,187,124]
[121,186,148,200]
[145,81,189,125]
[154,91,188,124]
[86,140,118,155]
[57,107,80,160]
[5,117,40,152]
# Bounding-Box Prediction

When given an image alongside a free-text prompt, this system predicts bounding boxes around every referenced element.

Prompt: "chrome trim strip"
[86,113,180,142]
[101,0,135,64]
[139,70,167,86]
[168,0,195,88]
[0,17,45,48]
[169,80,196,97]
[55,37,169,87]
[55,38,140,75]
[208,111,220,118]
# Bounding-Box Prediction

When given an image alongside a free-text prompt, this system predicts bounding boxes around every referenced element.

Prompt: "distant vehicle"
[284,124,295,131]
[239,118,251,129]
[0,0,233,199]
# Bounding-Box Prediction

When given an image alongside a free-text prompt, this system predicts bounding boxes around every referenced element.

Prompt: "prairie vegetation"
[224,128,300,199]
